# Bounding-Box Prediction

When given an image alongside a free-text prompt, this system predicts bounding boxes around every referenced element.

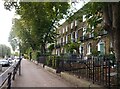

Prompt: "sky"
[0,1,15,48]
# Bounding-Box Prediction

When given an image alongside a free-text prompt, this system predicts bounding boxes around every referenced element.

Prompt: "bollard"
[19,64,21,76]
[7,73,12,89]
[12,67,17,80]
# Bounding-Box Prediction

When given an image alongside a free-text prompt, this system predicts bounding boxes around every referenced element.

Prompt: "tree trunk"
[112,2,120,87]
[103,3,114,50]
[41,43,46,55]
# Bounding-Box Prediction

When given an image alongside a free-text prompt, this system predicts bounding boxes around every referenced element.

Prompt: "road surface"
[12,59,75,87]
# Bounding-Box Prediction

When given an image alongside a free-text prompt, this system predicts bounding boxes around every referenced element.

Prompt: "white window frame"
[79,45,82,54]
[97,40,105,55]
[66,35,68,43]
[83,27,87,36]
[110,41,113,48]
[87,43,91,55]
[57,49,60,56]
[83,15,86,22]
[71,33,73,42]
[63,28,65,33]
[75,30,78,39]
[75,20,78,26]
[71,22,74,29]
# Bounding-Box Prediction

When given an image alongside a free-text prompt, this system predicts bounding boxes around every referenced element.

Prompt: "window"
[56,50,57,55]
[79,45,84,59]
[75,20,78,26]
[75,30,78,39]
[71,22,74,29]
[61,48,64,53]
[63,28,65,33]
[87,43,92,55]
[71,32,75,42]
[97,41,105,55]
[73,32,75,42]
[110,41,113,48]
[75,31,78,42]
[83,15,86,22]
[83,27,87,36]
[66,35,68,43]
[57,49,60,56]
[79,45,83,54]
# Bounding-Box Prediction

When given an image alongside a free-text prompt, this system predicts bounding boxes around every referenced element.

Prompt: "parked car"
[0,59,10,67]
[7,58,15,64]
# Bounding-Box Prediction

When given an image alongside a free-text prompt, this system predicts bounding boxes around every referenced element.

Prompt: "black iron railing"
[0,58,22,89]
[38,55,117,88]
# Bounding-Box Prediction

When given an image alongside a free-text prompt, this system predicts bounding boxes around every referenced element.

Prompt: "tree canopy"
[0,44,11,58]
[7,2,70,54]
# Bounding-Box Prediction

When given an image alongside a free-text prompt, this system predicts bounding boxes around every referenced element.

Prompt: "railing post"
[19,58,22,76]
[7,73,12,89]
[108,60,111,89]
[19,65,21,76]
[93,56,95,84]
[101,59,104,85]
[105,60,108,86]
[56,57,61,73]
[12,67,16,80]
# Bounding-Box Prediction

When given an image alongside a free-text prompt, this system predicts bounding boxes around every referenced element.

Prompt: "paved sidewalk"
[12,59,75,87]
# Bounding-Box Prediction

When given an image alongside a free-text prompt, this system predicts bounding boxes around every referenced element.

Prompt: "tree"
[103,2,120,86]
[5,2,70,56]
[0,44,11,58]
[16,2,70,54]
[9,18,36,53]
[8,29,18,51]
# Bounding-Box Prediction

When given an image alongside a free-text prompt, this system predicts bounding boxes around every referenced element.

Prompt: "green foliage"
[104,54,115,61]
[47,44,55,54]
[14,52,19,56]
[8,30,18,51]
[32,51,37,60]
[24,54,29,59]
[91,49,100,56]
[0,44,11,58]
[65,42,80,54]
[32,51,41,61]
[7,2,70,55]
[46,55,57,69]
